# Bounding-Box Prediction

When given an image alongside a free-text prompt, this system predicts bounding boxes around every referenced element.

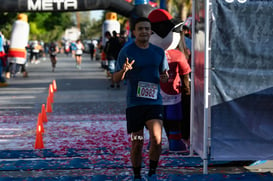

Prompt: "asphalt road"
[1,53,126,112]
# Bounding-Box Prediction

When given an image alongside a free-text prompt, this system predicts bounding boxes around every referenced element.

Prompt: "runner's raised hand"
[123,57,135,72]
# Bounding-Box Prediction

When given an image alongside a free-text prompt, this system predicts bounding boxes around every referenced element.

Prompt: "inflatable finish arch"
[0,0,154,18]
[0,0,156,34]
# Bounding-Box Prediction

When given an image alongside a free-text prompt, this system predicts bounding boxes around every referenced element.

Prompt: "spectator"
[104,31,122,88]
[88,41,95,61]
[0,31,7,86]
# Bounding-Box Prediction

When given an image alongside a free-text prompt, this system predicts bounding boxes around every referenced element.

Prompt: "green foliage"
[0,12,74,42]
[83,20,103,40]
[27,12,74,42]
[0,11,105,43]
[0,12,17,39]
[78,11,104,40]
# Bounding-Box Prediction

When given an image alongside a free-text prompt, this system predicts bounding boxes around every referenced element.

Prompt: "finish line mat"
[0,153,231,171]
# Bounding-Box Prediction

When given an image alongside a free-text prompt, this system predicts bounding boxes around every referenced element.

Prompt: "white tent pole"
[189,0,196,157]
[203,0,211,175]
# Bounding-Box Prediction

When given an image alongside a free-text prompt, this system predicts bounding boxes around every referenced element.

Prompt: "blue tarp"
[210,0,273,160]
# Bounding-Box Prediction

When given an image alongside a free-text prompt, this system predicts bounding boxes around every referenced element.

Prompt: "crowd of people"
[0,14,106,84]
[0,35,104,82]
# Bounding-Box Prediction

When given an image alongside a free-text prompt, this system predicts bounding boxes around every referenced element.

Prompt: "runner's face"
[133,21,152,43]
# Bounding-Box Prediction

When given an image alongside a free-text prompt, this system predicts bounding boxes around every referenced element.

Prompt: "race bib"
[137,81,158,100]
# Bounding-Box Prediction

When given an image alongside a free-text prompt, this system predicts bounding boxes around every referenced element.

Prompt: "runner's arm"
[113,58,134,82]
[113,69,126,82]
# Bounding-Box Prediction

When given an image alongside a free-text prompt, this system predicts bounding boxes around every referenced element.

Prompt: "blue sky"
[90,10,104,20]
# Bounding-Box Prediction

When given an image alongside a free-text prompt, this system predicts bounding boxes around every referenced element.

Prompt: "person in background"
[48,42,59,72]
[104,31,113,78]
[104,31,122,88]
[74,39,84,69]
[43,42,49,58]
[64,41,70,56]
[39,41,46,61]
[30,40,42,64]
[113,17,169,181]
[70,41,77,58]
[92,39,99,61]
[118,30,127,47]
[0,31,7,87]
[148,9,192,152]
[160,30,191,151]
[88,40,95,61]
[182,17,192,66]
[178,29,191,147]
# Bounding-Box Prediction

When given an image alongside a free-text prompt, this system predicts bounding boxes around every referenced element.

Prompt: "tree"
[68,11,104,40]
[166,0,192,20]
[0,12,17,39]
[29,12,74,42]
[0,12,74,42]
[84,19,103,40]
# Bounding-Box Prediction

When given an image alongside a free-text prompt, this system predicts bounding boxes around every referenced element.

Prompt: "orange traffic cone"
[37,113,44,133]
[52,80,57,92]
[41,104,48,122]
[35,113,44,149]
[34,125,44,149]
[48,84,54,103]
[46,96,52,113]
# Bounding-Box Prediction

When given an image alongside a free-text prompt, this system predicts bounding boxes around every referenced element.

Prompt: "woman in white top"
[75,39,84,69]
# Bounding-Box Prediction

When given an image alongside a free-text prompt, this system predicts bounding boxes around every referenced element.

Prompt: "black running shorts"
[126,105,164,134]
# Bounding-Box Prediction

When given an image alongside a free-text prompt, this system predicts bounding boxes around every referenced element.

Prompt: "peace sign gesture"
[123,57,135,72]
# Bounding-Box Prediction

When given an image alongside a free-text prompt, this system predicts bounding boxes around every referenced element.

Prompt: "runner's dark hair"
[133,17,151,30]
